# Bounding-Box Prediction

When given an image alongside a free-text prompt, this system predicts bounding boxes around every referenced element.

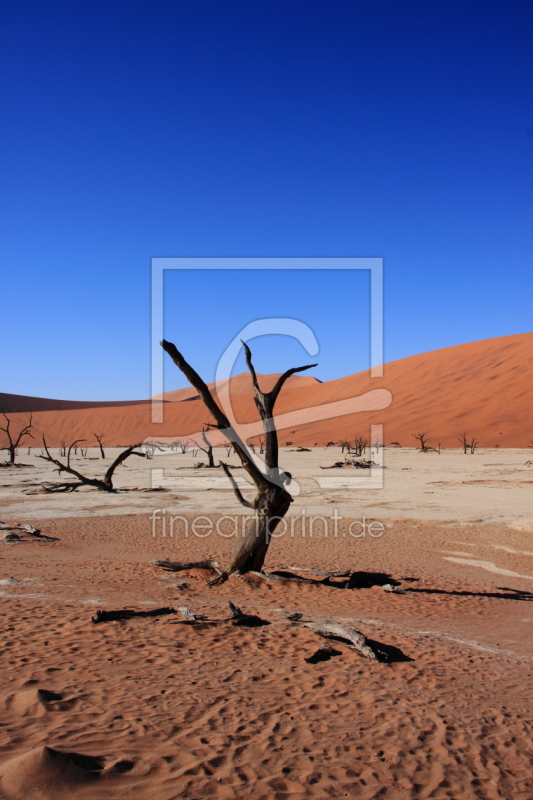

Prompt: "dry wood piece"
[382,583,412,595]
[305,644,335,664]
[152,559,224,576]
[305,620,379,661]
[279,565,351,578]
[286,612,303,621]
[320,459,375,469]
[247,569,330,586]
[228,601,270,627]
[177,606,208,621]
[91,607,176,624]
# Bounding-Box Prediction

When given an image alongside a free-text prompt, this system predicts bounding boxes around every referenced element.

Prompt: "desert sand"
[1,441,533,799]
[1,333,533,799]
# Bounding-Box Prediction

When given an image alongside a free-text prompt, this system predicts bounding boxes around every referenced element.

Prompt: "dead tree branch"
[37,438,146,492]
[305,620,379,661]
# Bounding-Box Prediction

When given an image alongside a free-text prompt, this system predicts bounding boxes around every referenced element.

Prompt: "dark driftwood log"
[246,569,335,586]
[279,565,351,577]
[305,620,379,662]
[305,644,335,664]
[152,559,224,576]
[91,607,176,624]
[228,601,270,627]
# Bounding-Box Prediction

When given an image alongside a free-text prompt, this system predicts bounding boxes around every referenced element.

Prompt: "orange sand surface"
[1,513,533,799]
[1,332,532,448]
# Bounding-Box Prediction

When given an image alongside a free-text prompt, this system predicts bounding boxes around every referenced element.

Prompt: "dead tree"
[458,432,468,454]
[0,413,34,466]
[458,432,477,454]
[413,432,429,451]
[353,436,368,456]
[94,433,105,458]
[192,426,216,468]
[177,438,190,454]
[37,438,146,492]
[161,338,316,582]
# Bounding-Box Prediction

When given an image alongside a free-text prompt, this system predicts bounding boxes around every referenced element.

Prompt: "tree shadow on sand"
[408,586,533,602]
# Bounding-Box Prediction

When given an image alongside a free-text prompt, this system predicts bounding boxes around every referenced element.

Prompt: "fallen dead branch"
[228,601,270,627]
[305,620,379,661]
[91,607,176,624]
[320,459,376,469]
[0,522,58,543]
[305,644,338,664]
[151,559,224,577]
[279,565,351,577]
[37,439,147,492]
[177,606,208,621]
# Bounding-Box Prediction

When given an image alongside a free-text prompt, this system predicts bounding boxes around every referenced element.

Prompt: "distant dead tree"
[37,438,146,492]
[59,440,67,457]
[353,436,368,456]
[259,438,265,455]
[193,426,216,468]
[458,432,469,454]
[94,433,106,458]
[458,432,477,454]
[0,413,34,466]
[225,443,233,457]
[160,338,316,582]
[339,439,351,454]
[413,432,429,451]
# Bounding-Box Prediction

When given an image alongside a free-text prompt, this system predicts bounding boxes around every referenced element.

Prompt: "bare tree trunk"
[161,339,316,580]
[94,433,105,458]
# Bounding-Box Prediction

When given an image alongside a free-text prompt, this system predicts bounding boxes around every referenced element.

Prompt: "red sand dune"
[1,333,531,448]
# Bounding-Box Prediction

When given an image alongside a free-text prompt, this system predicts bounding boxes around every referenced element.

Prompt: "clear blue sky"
[1,0,532,399]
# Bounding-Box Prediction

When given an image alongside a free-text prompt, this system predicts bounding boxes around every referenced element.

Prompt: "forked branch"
[38,438,146,492]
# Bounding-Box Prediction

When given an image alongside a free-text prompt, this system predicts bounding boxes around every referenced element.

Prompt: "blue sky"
[1,0,532,399]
